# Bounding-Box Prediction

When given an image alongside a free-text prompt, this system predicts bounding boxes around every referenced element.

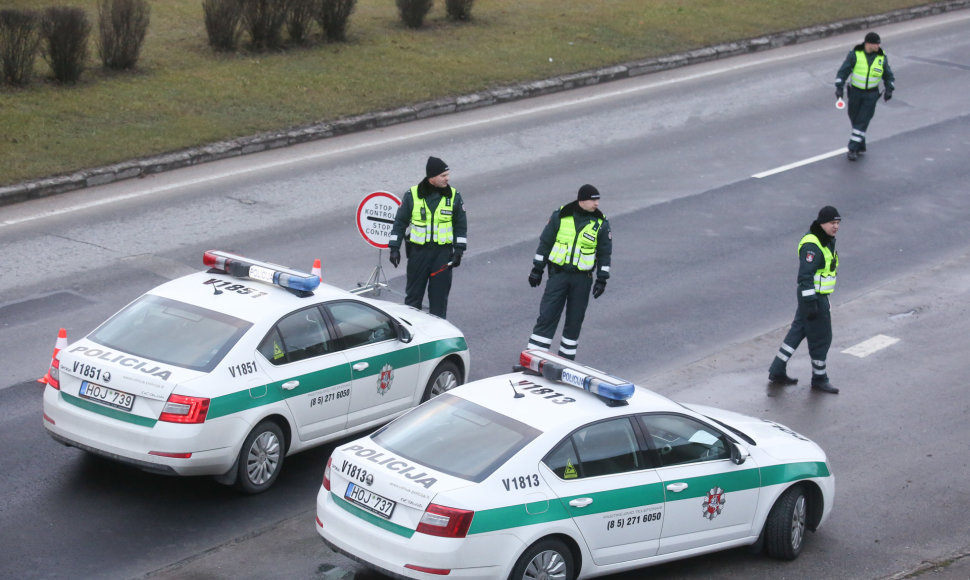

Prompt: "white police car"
[43,251,469,493]
[316,350,834,579]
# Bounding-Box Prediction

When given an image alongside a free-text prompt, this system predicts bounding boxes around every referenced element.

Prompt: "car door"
[258,305,352,442]
[540,417,665,567]
[637,413,760,555]
[324,300,420,429]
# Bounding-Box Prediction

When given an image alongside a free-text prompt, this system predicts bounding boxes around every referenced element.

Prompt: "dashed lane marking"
[842,334,900,358]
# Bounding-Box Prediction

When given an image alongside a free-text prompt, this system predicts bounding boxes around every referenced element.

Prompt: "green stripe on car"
[332,492,415,538]
[61,392,156,427]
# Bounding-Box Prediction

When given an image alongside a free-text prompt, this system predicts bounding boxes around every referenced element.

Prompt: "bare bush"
[445,0,473,21]
[286,0,315,45]
[315,0,355,42]
[203,0,243,52]
[0,9,41,87]
[97,0,150,70]
[240,0,288,50]
[40,6,91,84]
[396,0,432,29]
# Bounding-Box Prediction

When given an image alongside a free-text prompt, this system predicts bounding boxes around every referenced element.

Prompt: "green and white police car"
[43,251,469,493]
[316,350,834,579]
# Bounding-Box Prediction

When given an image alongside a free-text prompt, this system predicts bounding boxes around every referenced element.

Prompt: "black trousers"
[846,87,881,152]
[404,243,453,318]
[528,268,593,359]
[769,293,832,384]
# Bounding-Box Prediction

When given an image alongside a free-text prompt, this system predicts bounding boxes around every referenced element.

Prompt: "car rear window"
[372,394,541,483]
[88,295,252,373]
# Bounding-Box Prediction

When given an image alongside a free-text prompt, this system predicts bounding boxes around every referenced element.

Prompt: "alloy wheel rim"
[790,495,807,550]
[247,430,281,485]
[431,371,458,396]
[523,549,567,580]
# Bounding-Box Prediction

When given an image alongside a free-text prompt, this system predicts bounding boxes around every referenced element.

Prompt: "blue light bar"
[203,250,320,293]
[519,350,635,401]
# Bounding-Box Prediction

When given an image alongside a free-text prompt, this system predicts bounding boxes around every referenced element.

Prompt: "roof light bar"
[519,349,635,402]
[203,250,320,294]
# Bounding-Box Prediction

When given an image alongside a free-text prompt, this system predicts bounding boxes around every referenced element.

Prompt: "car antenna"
[510,379,524,398]
[211,284,223,295]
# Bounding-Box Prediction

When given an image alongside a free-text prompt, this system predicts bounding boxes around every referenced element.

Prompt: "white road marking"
[841,334,900,358]
[752,148,847,178]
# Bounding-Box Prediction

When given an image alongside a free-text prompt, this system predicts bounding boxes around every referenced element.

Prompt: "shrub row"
[0,0,149,87]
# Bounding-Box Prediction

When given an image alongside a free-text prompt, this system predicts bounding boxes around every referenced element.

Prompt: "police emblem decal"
[702,486,726,520]
[377,364,394,396]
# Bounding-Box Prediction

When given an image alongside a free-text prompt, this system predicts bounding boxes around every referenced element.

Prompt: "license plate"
[79,381,135,411]
[345,482,396,519]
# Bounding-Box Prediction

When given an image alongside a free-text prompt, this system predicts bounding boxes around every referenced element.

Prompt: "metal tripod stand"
[350,249,402,297]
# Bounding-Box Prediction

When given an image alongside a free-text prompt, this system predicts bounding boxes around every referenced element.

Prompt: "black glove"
[592,279,606,299]
[804,300,819,321]
[884,89,893,102]
[450,249,463,268]
[389,248,401,268]
[835,85,844,99]
[528,267,543,288]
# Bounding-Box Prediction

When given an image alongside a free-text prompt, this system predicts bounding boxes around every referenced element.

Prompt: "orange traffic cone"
[311,259,322,281]
[39,328,68,384]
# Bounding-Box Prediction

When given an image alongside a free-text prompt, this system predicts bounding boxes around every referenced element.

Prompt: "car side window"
[638,414,730,467]
[258,306,333,365]
[326,301,396,350]
[544,418,641,480]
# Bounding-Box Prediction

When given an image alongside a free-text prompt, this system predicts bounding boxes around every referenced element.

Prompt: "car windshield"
[372,394,541,483]
[88,295,252,372]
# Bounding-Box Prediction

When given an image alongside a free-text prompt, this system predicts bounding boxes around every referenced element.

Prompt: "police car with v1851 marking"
[42,251,469,494]
[316,349,834,579]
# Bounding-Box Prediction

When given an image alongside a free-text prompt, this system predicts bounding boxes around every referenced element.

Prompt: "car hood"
[682,403,828,463]
[378,301,464,340]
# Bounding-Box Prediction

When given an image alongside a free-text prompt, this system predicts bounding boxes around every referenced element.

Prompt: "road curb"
[2,0,967,207]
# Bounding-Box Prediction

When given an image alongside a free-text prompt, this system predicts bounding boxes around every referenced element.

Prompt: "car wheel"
[765,485,808,560]
[420,359,462,402]
[509,538,575,580]
[234,420,284,494]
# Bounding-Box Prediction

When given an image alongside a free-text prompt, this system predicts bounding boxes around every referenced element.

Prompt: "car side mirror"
[730,442,749,465]
[397,322,413,343]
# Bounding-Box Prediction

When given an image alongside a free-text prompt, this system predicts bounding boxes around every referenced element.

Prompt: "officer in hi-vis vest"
[388,156,467,319]
[527,184,612,360]
[835,31,895,161]
[768,206,841,394]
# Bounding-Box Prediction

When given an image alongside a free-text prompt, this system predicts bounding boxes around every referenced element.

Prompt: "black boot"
[812,381,839,394]
[768,373,798,385]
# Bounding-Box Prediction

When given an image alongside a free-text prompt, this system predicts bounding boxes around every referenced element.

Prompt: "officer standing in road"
[768,206,841,394]
[835,31,895,161]
[527,184,612,360]
[388,156,467,319]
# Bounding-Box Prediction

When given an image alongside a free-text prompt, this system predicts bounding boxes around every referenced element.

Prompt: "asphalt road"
[1,10,969,580]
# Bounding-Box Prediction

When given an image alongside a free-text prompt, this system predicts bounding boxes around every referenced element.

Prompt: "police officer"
[835,31,895,161]
[527,184,612,360]
[388,156,467,319]
[768,206,841,394]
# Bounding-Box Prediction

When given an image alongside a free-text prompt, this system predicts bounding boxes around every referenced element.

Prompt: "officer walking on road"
[835,31,895,161]
[768,206,841,394]
[527,184,612,360]
[388,156,467,319]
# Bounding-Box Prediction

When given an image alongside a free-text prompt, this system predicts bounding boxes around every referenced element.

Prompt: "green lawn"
[0,0,940,186]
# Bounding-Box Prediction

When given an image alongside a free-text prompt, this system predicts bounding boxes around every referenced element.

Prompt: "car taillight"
[159,394,210,424]
[48,358,61,390]
[323,456,332,491]
[416,504,474,538]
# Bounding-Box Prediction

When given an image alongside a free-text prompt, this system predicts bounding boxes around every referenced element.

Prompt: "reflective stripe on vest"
[408,186,456,245]
[548,210,602,271]
[798,233,838,294]
[850,50,885,90]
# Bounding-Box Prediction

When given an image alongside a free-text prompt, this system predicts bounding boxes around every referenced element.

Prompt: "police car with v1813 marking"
[316,350,834,579]
[42,251,469,493]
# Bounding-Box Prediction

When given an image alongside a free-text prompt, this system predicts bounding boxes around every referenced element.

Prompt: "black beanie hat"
[864,31,881,44]
[817,206,842,224]
[577,184,601,201]
[426,156,449,178]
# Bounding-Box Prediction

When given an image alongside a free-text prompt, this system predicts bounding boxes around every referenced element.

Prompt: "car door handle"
[281,380,299,391]
[353,362,369,372]
[666,482,689,493]
[569,498,593,508]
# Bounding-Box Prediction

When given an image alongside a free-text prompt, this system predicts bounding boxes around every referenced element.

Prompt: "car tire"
[234,420,284,494]
[764,485,808,560]
[420,359,462,403]
[509,538,575,580]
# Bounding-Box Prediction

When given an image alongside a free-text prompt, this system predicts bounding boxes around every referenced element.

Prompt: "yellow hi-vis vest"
[850,50,885,90]
[799,233,838,294]
[548,210,603,271]
[408,186,456,245]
